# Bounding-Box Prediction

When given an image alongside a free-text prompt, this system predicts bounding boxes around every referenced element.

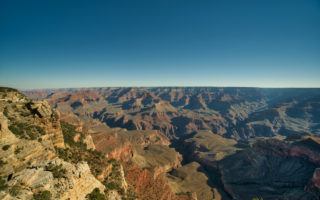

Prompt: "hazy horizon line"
[2,85,319,91]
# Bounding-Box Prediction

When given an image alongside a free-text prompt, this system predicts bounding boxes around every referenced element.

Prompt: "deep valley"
[1,87,320,200]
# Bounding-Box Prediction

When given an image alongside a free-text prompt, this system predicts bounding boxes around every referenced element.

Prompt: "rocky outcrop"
[0,112,56,178]
[83,134,96,150]
[27,100,52,118]
[1,90,65,149]
[0,114,104,199]
[28,100,65,148]
[0,89,124,200]
[6,158,105,200]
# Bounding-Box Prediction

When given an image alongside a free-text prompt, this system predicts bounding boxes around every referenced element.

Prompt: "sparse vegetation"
[56,147,107,177]
[33,190,52,200]
[57,122,129,197]
[0,87,19,93]
[105,181,121,191]
[56,128,128,196]
[45,164,66,179]
[57,122,111,176]
[104,159,124,194]
[122,188,137,200]
[3,107,9,118]
[2,144,11,151]
[86,188,105,200]
[61,122,87,149]
[8,122,45,140]
[252,197,263,200]
[176,191,192,196]
[14,146,23,154]
[9,185,21,196]
[0,177,7,191]
[155,136,161,142]
[0,159,8,167]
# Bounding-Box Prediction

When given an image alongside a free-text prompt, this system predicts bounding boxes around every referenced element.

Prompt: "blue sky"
[0,0,319,89]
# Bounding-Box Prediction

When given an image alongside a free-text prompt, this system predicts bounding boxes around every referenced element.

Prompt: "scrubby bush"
[105,181,121,191]
[9,185,21,196]
[155,136,161,142]
[33,190,52,200]
[45,164,66,179]
[2,145,10,151]
[3,107,9,118]
[122,188,137,200]
[0,159,8,167]
[8,122,45,140]
[86,188,105,200]
[0,177,7,191]
[14,146,23,154]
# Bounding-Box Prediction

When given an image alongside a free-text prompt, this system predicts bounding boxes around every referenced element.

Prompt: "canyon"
[1,87,320,199]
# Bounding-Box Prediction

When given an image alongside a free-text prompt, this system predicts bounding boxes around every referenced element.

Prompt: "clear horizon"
[1,0,320,89]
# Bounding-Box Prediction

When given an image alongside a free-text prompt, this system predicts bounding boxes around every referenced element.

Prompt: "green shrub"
[9,185,21,196]
[8,122,45,140]
[33,190,52,200]
[123,188,137,200]
[105,181,121,191]
[3,107,9,118]
[57,122,125,187]
[0,159,8,167]
[45,164,66,179]
[107,159,118,165]
[155,136,161,142]
[2,145,10,151]
[86,188,105,200]
[14,146,23,154]
[0,177,7,191]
